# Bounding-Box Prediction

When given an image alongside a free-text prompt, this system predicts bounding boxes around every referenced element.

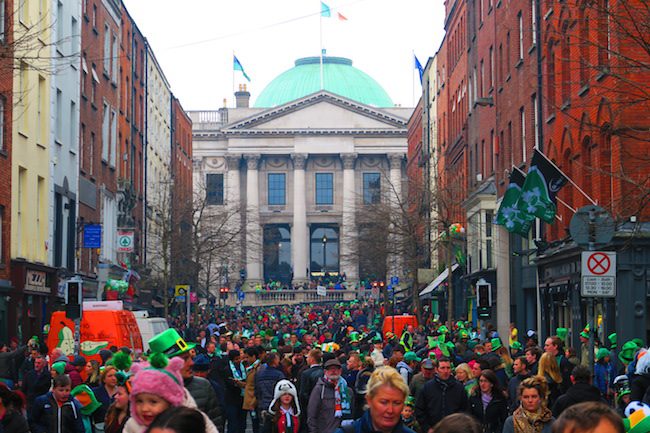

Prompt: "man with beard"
[307,359,353,433]
[415,357,468,433]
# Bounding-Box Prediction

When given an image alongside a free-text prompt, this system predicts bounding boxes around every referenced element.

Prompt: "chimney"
[218,98,228,123]
[235,84,250,108]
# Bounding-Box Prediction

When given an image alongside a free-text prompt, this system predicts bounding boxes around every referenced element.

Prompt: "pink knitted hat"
[129,354,185,424]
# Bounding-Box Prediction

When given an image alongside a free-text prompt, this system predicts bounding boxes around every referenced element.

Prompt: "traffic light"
[476,279,492,319]
[65,279,82,320]
[219,287,229,299]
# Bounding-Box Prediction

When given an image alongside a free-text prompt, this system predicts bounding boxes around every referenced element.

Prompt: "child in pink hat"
[122,354,218,433]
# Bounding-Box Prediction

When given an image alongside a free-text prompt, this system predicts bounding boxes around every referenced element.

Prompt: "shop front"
[10,260,61,343]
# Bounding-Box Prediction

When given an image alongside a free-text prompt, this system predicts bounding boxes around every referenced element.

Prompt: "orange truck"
[47,301,143,363]
[382,315,418,338]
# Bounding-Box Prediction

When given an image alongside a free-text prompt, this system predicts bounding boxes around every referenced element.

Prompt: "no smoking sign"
[581,251,616,297]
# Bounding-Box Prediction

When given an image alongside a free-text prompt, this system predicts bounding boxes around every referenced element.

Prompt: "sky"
[122,0,446,110]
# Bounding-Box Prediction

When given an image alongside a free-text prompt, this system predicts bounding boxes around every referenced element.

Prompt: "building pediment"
[223,91,409,134]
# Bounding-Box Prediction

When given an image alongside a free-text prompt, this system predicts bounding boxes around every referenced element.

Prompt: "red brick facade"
[542,0,650,240]
[0,0,13,283]
[78,0,121,276]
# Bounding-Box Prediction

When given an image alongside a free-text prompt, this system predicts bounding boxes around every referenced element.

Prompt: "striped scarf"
[327,377,345,418]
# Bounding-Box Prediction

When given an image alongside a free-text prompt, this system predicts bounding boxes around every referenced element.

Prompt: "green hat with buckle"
[148,328,195,358]
[491,338,502,351]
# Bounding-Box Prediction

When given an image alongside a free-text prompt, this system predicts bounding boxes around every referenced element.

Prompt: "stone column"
[387,154,405,281]
[244,155,262,284]
[225,155,242,286]
[340,153,358,283]
[291,154,309,284]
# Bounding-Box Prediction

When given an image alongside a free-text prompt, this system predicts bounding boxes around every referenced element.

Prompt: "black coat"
[254,365,286,412]
[298,365,323,408]
[1,409,30,433]
[185,375,224,431]
[414,376,469,433]
[468,392,508,433]
[29,392,84,433]
[21,368,52,408]
[552,382,605,417]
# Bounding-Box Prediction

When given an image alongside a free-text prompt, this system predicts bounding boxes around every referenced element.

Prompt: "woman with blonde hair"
[536,353,562,407]
[454,363,474,396]
[335,366,414,433]
[502,376,554,433]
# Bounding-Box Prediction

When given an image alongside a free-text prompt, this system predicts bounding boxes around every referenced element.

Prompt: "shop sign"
[25,270,50,294]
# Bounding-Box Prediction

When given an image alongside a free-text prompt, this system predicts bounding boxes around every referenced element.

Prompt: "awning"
[419,263,459,297]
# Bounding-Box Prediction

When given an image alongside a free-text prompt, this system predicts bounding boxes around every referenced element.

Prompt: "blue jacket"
[29,391,85,433]
[255,365,286,412]
[594,362,615,396]
[334,410,415,433]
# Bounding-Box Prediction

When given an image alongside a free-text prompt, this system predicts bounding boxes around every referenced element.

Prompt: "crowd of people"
[0,301,648,433]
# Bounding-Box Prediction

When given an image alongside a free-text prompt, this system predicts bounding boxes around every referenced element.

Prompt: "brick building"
[78,0,122,295]
[0,0,13,340]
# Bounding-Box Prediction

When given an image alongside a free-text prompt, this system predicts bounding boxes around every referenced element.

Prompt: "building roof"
[254,57,394,108]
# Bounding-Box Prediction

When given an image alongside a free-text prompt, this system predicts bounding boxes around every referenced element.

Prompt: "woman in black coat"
[468,369,508,433]
[0,384,29,433]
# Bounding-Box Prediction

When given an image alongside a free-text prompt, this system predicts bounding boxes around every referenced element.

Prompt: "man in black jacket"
[552,365,606,417]
[507,356,531,413]
[298,349,323,433]
[179,349,224,432]
[415,357,469,433]
[21,355,51,414]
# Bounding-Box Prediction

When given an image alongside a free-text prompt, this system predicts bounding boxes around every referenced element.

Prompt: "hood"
[396,361,413,373]
[268,379,301,416]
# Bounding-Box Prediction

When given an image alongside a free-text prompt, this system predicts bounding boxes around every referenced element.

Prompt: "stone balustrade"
[223,289,359,307]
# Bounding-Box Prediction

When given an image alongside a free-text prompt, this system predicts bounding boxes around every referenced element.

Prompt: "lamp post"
[322,234,328,273]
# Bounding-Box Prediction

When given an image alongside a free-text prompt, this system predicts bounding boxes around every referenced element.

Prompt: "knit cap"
[129,353,185,424]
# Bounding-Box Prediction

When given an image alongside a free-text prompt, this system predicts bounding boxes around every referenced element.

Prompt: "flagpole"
[534,148,598,206]
[232,51,235,106]
[319,1,324,90]
[557,196,577,213]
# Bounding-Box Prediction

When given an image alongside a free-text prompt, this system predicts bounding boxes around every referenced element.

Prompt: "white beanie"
[268,379,300,416]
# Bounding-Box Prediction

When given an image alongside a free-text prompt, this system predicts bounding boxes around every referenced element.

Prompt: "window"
[267,173,286,205]
[518,12,524,61]
[480,60,485,97]
[0,0,5,42]
[490,129,495,174]
[112,35,118,79]
[506,32,511,74]
[102,103,109,161]
[0,96,4,150]
[531,0,537,47]
[0,206,3,262]
[110,110,117,167]
[92,5,96,28]
[80,123,85,169]
[103,25,110,73]
[520,106,527,162]
[206,173,224,205]
[363,173,381,204]
[56,1,63,51]
[19,63,28,133]
[89,132,95,175]
[70,101,76,153]
[55,89,62,143]
[489,46,494,89]
[315,173,334,205]
[19,0,28,24]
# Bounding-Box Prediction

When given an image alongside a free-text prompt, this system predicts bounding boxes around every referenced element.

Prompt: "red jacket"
[274,411,300,433]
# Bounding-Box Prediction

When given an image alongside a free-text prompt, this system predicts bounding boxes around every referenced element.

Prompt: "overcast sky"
[122,0,445,110]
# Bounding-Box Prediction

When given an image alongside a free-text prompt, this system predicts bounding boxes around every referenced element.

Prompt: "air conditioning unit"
[476,173,483,182]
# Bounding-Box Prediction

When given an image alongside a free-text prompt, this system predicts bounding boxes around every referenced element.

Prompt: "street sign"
[581,251,616,297]
[570,205,615,249]
[83,224,102,248]
[175,284,189,301]
[117,230,134,253]
[316,285,326,296]
[390,276,399,285]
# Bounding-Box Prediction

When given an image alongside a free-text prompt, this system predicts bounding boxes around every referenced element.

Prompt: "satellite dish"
[569,205,615,250]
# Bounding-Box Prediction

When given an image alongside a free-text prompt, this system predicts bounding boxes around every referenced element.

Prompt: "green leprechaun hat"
[556,328,568,343]
[580,324,590,339]
[71,384,102,416]
[148,328,196,358]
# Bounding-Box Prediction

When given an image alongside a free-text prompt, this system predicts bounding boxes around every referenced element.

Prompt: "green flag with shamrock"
[517,149,568,224]
[495,166,534,236]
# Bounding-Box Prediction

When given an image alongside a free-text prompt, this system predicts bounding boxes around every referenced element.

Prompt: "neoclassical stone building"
[190,57,412,289]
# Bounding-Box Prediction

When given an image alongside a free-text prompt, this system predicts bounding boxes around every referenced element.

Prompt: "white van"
[133,311,169,351]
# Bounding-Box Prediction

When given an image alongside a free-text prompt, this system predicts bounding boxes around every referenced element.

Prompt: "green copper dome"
[254,57,393,108]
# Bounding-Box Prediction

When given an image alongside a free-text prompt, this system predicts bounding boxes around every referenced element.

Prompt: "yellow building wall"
[11,0,51,262]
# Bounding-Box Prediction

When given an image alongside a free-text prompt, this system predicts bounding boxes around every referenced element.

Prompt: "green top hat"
[619,341,639,364]
[632,338,644,348]
[71,384,102,416]
[491,338,502,351]
[556,328,568,341]
[405,396,416,407]
[148,328,196,358]
[608,332,617,348]
[456,321,466,330]
[438,325,449,334]
[510,341,523,351]
[349,332,361,343]
[459,329,469,339]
